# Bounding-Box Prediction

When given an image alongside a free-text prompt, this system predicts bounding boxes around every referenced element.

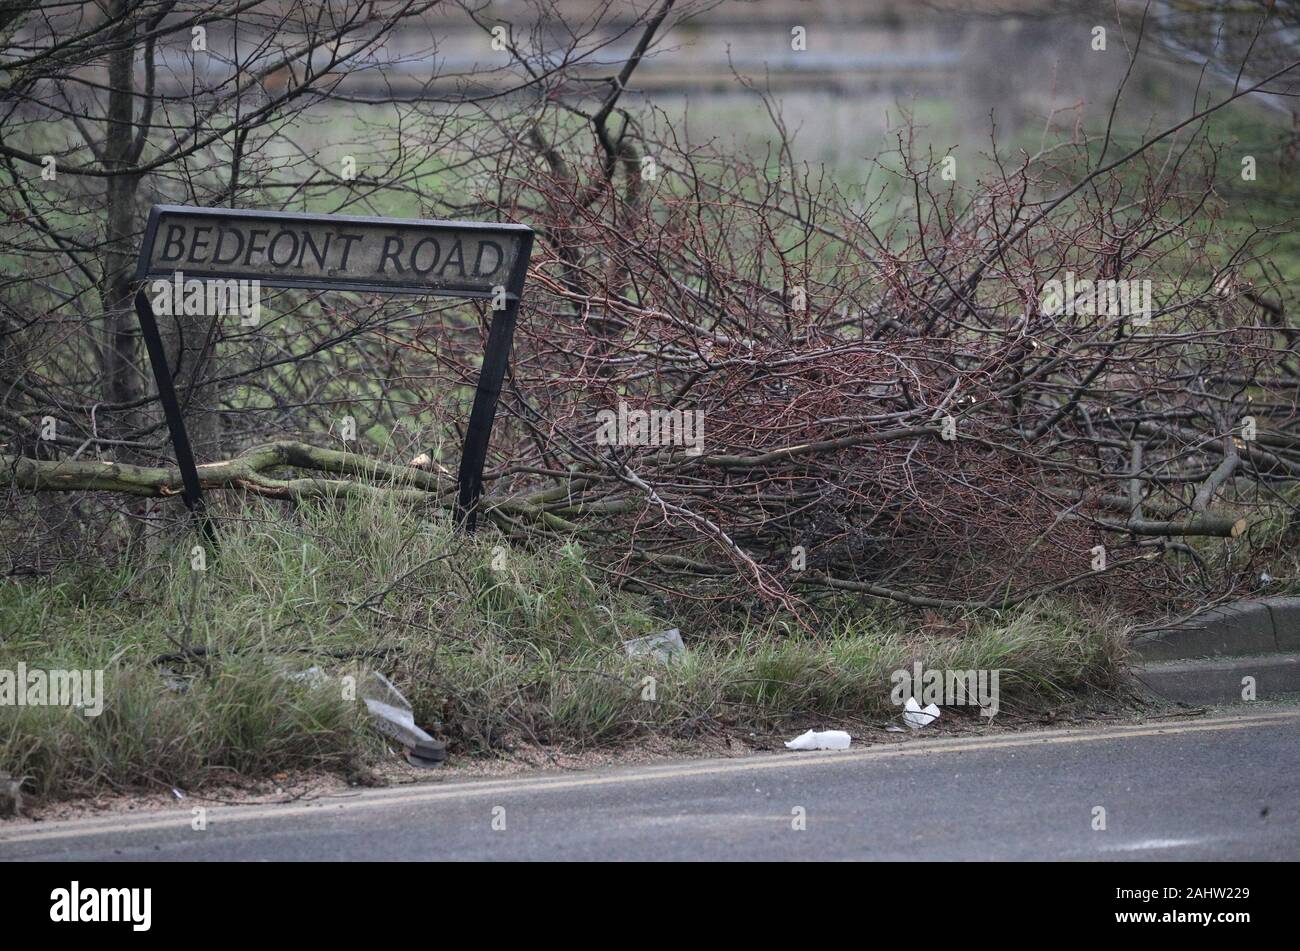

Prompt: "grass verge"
[1,495,1125,804]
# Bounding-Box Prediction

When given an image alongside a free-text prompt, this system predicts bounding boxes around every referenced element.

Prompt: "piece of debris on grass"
[624,628,686,662]
[284,665,331,689]
[784,729,852,751]
[360,671,447,768]
[903,696,941,730]
[0,771,23,818]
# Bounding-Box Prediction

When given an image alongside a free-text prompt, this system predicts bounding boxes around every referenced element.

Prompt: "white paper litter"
[784,729,852,751]
[902,696,941,729]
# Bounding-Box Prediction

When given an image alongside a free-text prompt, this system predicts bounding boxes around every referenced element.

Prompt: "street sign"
[137,205,531,299]
[133,205,534,537]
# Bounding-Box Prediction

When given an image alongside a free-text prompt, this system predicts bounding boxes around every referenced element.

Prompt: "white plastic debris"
[161,673,191,693]
[361,672,446,767]
[284,665,330,689]
[902,696,941,730]
[784,729,852,751]
[624,628,686,662]
[0,771,23,818]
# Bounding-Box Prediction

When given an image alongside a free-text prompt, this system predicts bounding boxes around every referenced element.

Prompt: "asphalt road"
[3,709,1297,861]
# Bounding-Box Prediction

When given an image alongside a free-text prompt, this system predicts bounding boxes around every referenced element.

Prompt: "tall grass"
[0,495,1124,802]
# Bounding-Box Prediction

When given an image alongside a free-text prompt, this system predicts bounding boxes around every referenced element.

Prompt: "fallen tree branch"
[0,442,588,534]
[1,440,447,497]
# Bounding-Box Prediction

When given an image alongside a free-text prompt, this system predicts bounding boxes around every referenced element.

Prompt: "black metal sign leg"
[455,299,520,532]
[133,289,216,546]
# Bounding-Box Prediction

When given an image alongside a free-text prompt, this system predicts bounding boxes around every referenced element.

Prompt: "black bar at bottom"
[133,289,216,547]
[454,299,520,532]
[135,289,522,540]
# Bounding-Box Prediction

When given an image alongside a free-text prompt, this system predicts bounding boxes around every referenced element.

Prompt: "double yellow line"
[2,709,1295,846]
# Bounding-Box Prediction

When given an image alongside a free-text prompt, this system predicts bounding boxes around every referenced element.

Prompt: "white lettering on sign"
[141,207,528,297]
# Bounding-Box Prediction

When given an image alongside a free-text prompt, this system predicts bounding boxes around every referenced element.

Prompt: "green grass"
[1,493,1124,804]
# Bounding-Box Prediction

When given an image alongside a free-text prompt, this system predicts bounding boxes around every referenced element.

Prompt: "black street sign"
[133,205,534,537]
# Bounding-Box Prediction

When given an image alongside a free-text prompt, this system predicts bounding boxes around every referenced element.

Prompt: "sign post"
[134,204,534,535]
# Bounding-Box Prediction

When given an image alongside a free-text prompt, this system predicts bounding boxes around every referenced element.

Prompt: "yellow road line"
[2,710,1295,846]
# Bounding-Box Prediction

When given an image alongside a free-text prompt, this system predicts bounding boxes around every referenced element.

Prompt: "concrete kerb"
[1130,596,1300,704]
[1131,600,1281,662]
[1131,653,1300,705]
[1265,597,1300,652]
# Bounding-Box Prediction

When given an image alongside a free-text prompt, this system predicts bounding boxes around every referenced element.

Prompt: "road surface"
[2,709,1297,861]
